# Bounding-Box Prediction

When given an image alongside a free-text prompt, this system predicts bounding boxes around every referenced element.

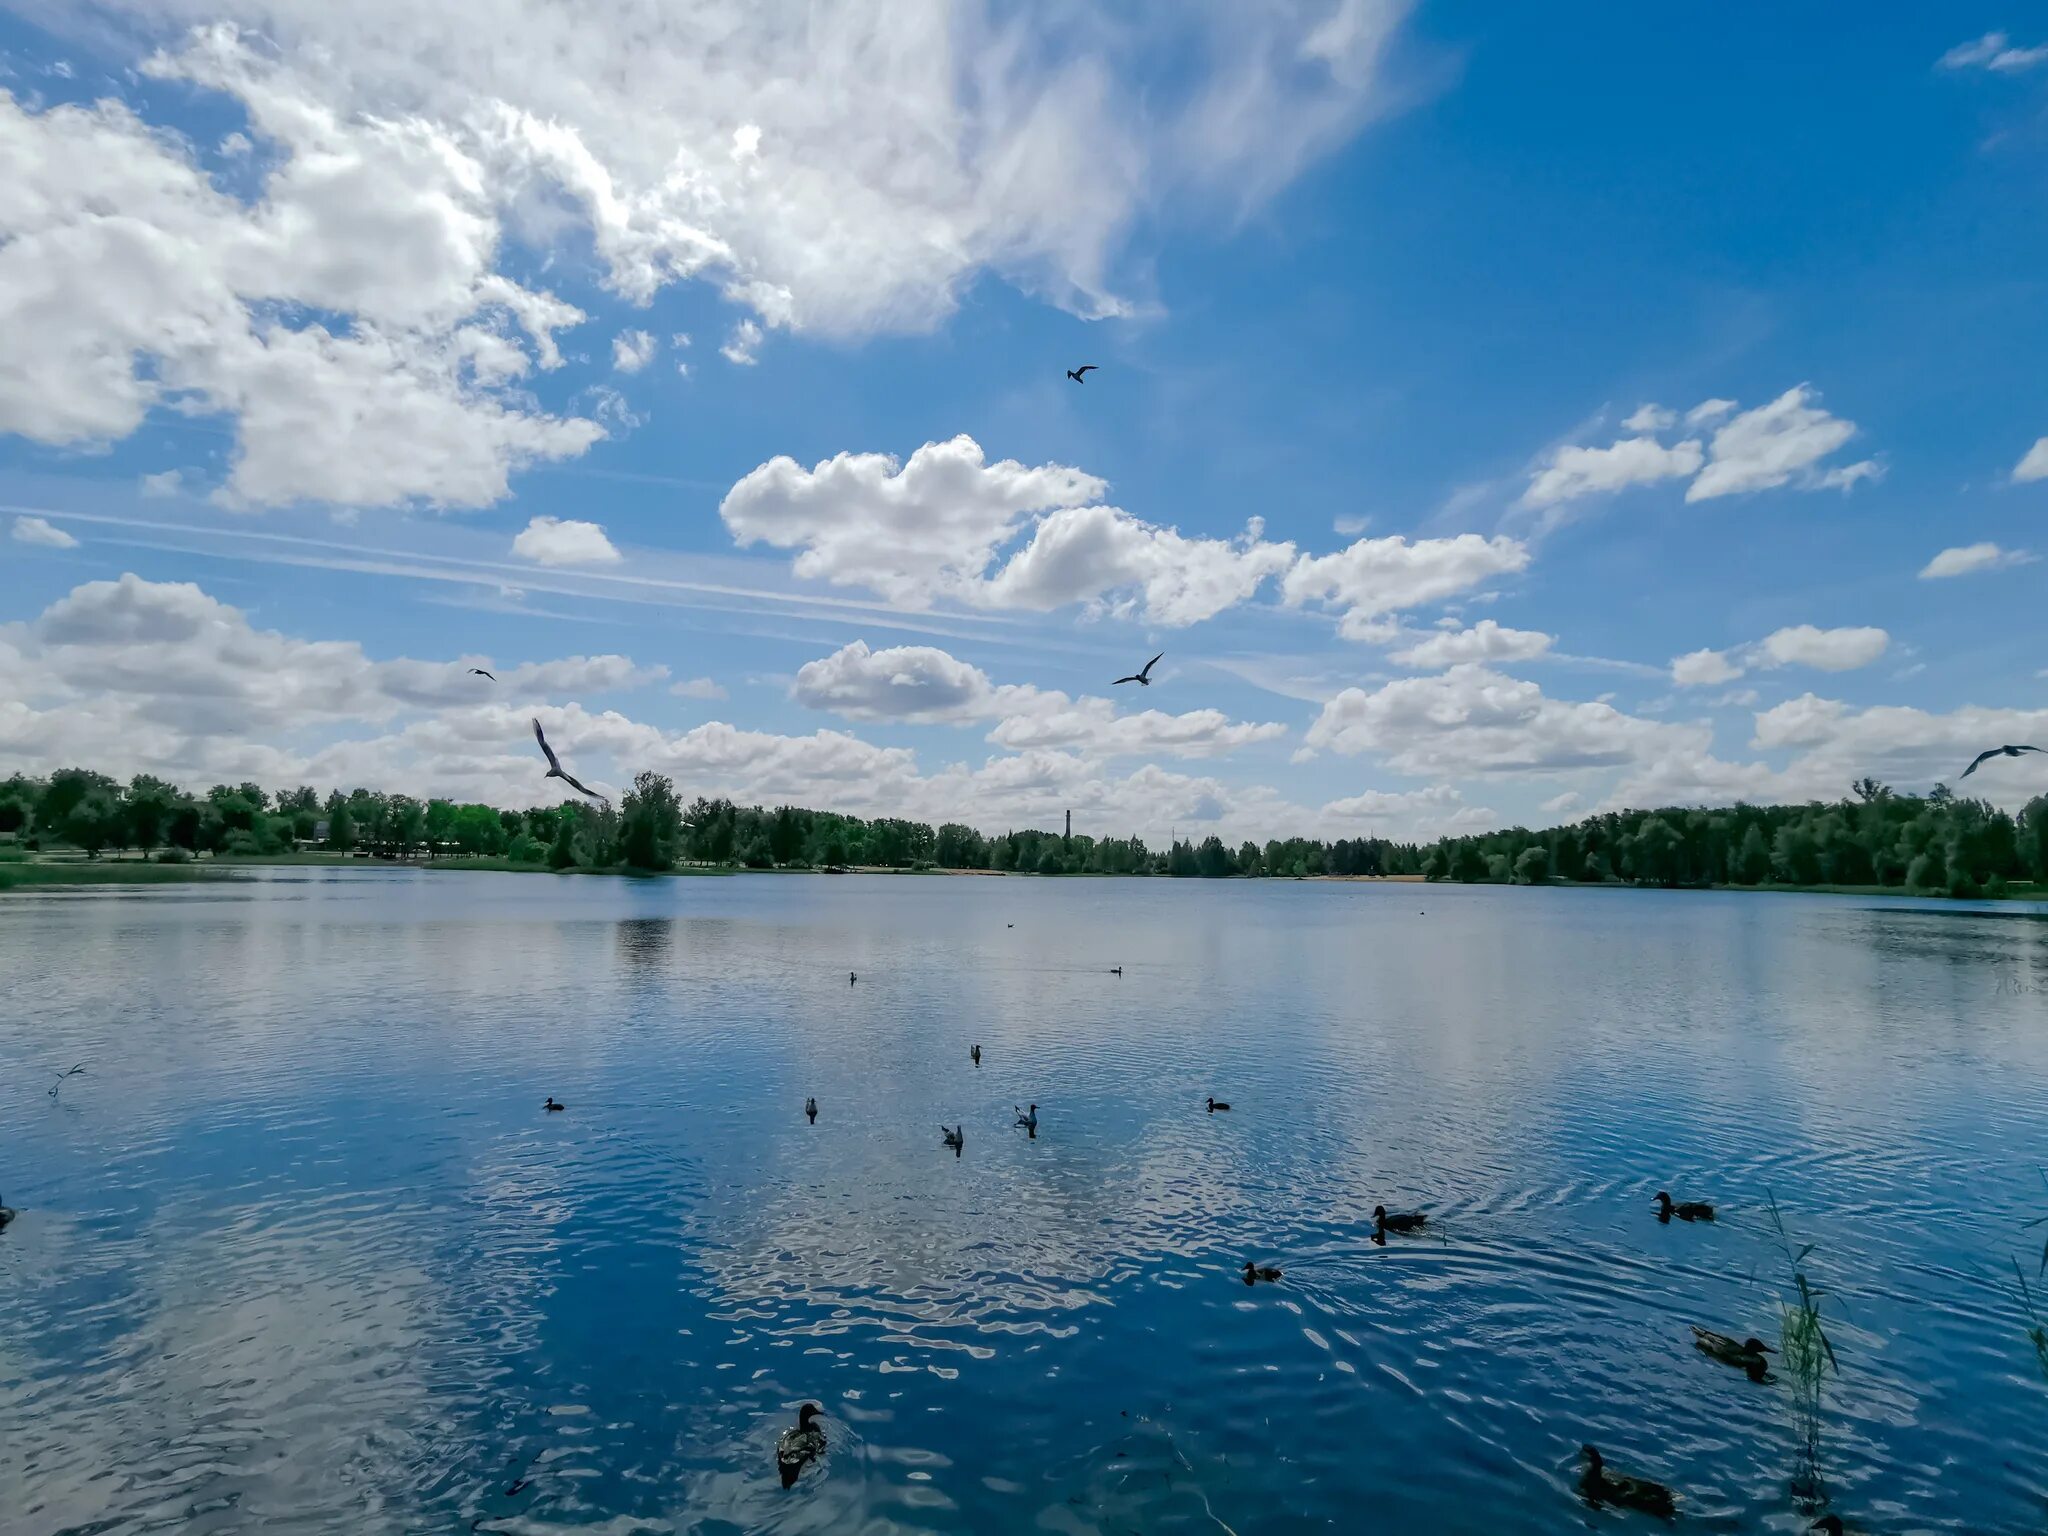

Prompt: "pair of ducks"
[1245,1205,1427,1284]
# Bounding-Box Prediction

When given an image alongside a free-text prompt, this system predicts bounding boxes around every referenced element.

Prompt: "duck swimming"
[1579,1445,1676,1520]
[0,1194,15,1230]
[1691,1327,1772,1381]
[777,1402,826,1488]
[1109,966,1122,977]
[1014,1104,1038,1132]
[1374,1205,1427,1240]
[543,1097,565,1113]
[1206,1096,1231,1112]
[971,1044,981,1066]
[849,971,857,986]
[805,1096,817,1124]
[1810,1517,1852,1535]
[1654,1191,1715,1222]
[1242,1260,1282,1284]
[940,1124,964,1154]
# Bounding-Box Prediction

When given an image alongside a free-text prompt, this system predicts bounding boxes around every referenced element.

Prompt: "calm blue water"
[4,870,2048,1534]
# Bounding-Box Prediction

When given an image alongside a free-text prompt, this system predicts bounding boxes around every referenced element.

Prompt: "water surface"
[4,871,2047,1533]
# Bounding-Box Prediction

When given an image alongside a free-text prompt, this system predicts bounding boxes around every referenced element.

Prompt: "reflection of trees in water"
[614,917,673,968]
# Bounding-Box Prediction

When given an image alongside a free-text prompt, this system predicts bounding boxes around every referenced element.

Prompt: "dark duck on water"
[776,1402,826,1487]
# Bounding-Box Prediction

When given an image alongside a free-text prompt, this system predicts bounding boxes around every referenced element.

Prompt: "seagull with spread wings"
[1960,743,2044,779]
[1065,364,1098,383]
[1112,652,1163,687]
[532,718,605,801]
[468,667,496,680]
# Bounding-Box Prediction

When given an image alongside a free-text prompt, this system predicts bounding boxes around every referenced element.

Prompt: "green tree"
[619,772,684,870]
[63,789,121,858]
[2021,796,2048,883]
[548,814,579,869]
[325,800,356,851]
[1513,845,1550,885]
[1731,824,1770,885]
[124,774,180,857]
[1196,835,1234,878]
[44,768,117,828]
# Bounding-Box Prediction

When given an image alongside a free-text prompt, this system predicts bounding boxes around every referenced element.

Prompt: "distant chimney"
[1064,808,1071,845]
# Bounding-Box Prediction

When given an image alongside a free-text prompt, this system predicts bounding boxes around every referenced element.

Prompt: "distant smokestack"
[1064,808,1071,845]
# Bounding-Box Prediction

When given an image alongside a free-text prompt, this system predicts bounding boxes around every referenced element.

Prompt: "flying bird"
[940,1124,964,1153]
[1112,652,1163,687]
[48,1063,85,1099]
[1065,365,1098,383]
[531,718,604,801]
[469,667,496,680]
[1960,743,2044,778]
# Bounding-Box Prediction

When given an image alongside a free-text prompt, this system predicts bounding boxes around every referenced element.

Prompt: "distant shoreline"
[4,852,2043,902]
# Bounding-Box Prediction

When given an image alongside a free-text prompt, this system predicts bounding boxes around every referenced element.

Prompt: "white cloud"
[1941,32,2048,72]
[3,6,1423,504]
[1687,385,1871,501]
[790,639,1285,759]
[1919,542,2036,579]
[1320,782,1492,837]
[1304,663,1705,776]
[1540,790,1582,817]
[611,328,657,372]
[722,434,1300,626]
[140,470,186,498]
[1390,619,1552,670]
[669,677,728,701]
[2013,437,2048,483]
[11,514,78,549]
[1671,647,1743,687]
[1332,513,1370,535]
[1748,693,2048,803]
[720,319,763,366]
[0,54,602,509]
[511,515,622,566]
[1757,624,1888,673]
[1281,533,1530,639]
[1522,385,1874,510]
[1520,433,1702,509]
[1672,625,1888,686]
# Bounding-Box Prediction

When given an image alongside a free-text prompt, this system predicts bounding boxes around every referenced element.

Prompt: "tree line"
[2,766,2042,893]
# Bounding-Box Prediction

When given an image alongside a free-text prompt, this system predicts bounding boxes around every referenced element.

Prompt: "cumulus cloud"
[1319,782,1492,837]
[11,514,77,548]
[0,57,602,508]
[1521,385,1876,510]
[2012,437,2048,482]
[1940,32,2048,72]
[1919,542,2036,579]
[1521,433,1702,509]
[1756,624,1888,673]
[1281,533,1530,639]
[1671,648,1743,687]
[669,677,728,701]
[2,4,1424,505]
[1390,619,1552,670]
[1304,663,1705,777]
[1750,693,2048,798]
[1540,790,1582,816]
[790,639,1285,758]
[611,328,657,372]
[722,434,1300,625]
[720,319,763,366]
[511,515,621,566]
[1670,625,1888,685]
[140,470,185,498]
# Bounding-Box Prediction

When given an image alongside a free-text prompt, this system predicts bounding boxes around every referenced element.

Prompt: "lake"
[3,870,2046,1534]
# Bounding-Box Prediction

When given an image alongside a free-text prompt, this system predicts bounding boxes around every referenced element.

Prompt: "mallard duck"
[970,1044,981,1066]
[777,1402,826,1487]
[1014,1104,1037,1131]
[543,1097,565,1113]
[1654,1191,1714,1222]
[805,1096,817,1124]
[1374,1205,1427,1238]
[940,1124,964,1152]
[1691,1326,1772,1380]
[1579,1445,1676,1520]
[1109,966,1122,976]
[1206,1096,1231,1112]
[1242,1260,1282,1284]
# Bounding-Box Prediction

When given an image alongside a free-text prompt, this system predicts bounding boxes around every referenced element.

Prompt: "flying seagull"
[468,667,496,680]
[1112,652,1163,687]
[48,1062,85,1099]
[531,718,604,801]
[1960,743,2044,778]
[1065,365,1098,383]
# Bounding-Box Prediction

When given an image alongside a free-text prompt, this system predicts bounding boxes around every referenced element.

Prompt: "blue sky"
[2,2,2045,843]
